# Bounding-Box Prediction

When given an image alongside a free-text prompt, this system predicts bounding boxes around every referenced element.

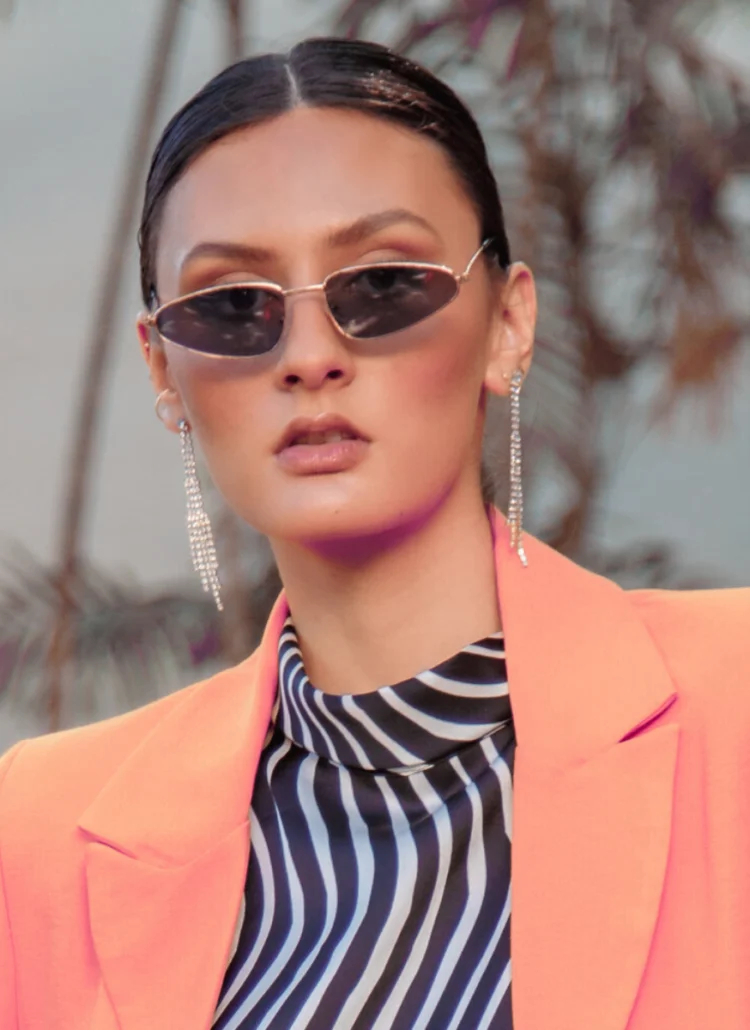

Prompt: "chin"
[246,480,440,555]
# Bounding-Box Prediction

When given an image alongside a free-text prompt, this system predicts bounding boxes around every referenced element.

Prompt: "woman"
[0,37,748,1030]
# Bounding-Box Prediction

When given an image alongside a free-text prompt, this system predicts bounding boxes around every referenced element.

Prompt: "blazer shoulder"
[627,585,750,714]
[0,684,189,822]
[0,654,259,828]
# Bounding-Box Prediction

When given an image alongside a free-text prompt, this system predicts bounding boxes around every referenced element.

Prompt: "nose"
[274,288,355,392]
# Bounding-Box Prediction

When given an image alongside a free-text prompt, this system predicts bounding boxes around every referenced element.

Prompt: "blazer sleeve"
[0,741,25,1030]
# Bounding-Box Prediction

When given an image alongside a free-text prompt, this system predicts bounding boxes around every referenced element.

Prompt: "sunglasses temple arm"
[459,238,494,282]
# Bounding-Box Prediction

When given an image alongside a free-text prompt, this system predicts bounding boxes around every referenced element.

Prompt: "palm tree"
[2,0,748,732]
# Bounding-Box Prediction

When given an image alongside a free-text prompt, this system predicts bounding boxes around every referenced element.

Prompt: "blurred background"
[1,0,749,746]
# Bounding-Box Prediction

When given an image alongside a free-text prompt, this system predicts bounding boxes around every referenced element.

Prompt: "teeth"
[296,430,352,445]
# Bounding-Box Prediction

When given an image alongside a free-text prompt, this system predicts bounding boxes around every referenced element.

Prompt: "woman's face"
[141,107,535,550]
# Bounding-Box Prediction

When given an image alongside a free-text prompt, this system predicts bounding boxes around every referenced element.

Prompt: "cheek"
[385,308,489,431]
[164,346,275,444]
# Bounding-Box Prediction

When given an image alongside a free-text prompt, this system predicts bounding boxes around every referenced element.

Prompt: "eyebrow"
[178,208,442,273]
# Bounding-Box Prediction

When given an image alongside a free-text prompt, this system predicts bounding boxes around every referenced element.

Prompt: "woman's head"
[138,37,536,553]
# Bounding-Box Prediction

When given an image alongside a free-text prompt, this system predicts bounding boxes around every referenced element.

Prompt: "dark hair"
[138,37,511,305]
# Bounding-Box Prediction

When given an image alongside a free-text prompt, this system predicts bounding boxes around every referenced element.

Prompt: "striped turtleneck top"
[213,618,515,1030]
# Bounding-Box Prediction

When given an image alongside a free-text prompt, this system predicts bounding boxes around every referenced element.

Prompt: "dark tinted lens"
[325,265,458,339]
[156,285,284,356]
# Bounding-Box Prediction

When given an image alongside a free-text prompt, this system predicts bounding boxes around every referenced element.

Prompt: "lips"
[276,414,368,453]
[275,413,370,475]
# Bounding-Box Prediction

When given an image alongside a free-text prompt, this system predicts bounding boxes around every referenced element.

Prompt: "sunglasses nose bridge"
[284,282,327,299]
[279,280,344,336]
[278,280,348,345]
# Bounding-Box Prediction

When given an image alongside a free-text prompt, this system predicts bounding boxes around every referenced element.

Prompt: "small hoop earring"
[154,389,171,422]
[178,419,223,611]
[507,370,528,568]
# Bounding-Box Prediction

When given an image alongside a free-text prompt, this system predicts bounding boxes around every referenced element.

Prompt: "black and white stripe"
[214,619,515,1029]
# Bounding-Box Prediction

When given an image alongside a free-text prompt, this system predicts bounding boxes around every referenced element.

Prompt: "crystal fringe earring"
[179,419,223,611]
[506,369,529,567]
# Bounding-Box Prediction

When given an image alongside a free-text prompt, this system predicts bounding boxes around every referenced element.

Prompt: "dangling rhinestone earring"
[506,369,528,568]
[178,419,224,611]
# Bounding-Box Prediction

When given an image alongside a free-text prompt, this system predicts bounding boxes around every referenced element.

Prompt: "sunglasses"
[142,239,494,358]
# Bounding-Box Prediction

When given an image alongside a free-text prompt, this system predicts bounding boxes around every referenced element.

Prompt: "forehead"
[156,106,479,285]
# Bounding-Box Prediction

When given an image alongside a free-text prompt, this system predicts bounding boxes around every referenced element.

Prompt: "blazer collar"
[488,506,676,768]
[79,509,678,1030]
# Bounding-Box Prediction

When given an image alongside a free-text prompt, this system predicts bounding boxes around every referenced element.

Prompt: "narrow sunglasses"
[142,239,494,358]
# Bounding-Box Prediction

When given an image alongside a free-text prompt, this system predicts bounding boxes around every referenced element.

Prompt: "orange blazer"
[1,510,749,1030]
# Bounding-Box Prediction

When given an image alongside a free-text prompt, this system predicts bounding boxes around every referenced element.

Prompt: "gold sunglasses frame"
[142,238,493,356]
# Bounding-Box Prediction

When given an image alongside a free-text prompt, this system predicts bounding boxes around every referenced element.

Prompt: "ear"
[484,262,537,396]
[136,315,186,435]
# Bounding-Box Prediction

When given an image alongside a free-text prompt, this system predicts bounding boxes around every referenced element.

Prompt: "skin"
[138,106,537,695]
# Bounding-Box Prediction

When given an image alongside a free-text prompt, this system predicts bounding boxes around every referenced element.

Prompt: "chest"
[214,725,515,1029]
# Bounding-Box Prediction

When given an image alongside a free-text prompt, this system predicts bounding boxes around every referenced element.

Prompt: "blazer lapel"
[490,511,679,1030]
[77,595,289,1030]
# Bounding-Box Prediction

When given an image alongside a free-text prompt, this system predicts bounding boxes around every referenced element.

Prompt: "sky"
[0,0,748,599]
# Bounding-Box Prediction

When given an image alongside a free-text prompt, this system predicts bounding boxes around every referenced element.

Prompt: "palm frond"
[0,548,280,729]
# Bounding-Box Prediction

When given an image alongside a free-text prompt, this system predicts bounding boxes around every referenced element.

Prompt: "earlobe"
[485,362,527,399]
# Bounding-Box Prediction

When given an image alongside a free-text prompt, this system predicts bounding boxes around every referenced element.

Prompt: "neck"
[271,493,502,696]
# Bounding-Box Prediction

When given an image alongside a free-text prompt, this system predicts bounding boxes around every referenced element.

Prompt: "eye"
[348,266,432,299]
[217,286,270,316]
[192,286,276,323]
